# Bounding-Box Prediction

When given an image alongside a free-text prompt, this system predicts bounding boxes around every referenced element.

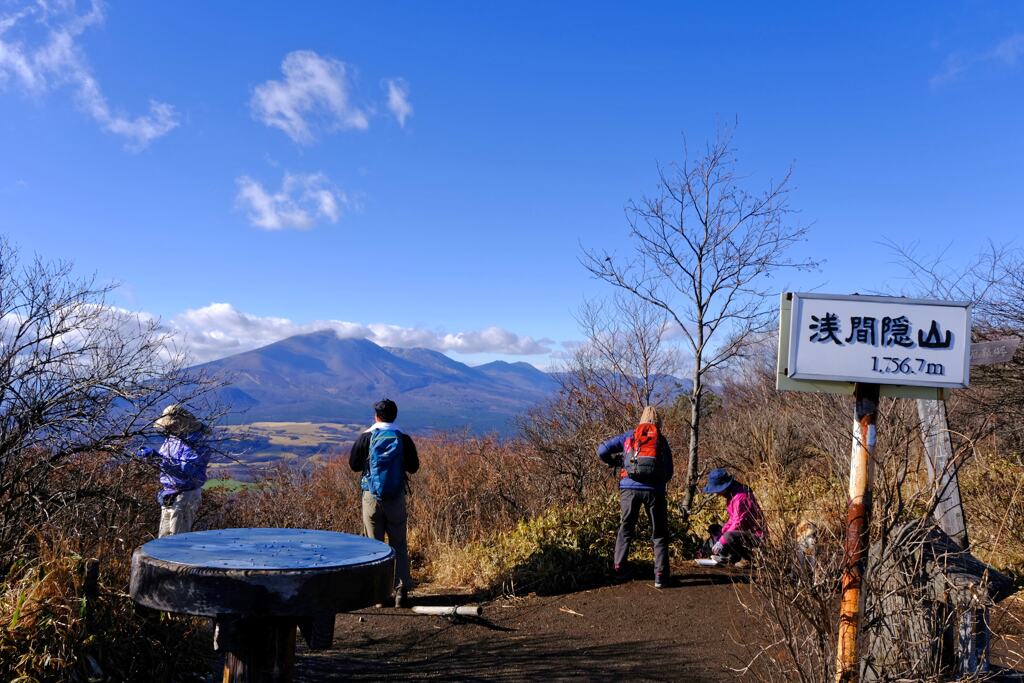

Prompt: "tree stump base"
[861,521,1012,680]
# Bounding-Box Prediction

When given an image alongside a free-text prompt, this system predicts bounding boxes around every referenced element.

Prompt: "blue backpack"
[362,428,406,500]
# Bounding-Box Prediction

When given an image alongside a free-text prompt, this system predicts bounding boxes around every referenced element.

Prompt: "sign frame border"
[776,293,958,399]
[785,292,971,389]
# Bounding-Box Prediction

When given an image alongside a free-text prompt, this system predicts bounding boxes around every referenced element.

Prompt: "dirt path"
[295,567,758,681]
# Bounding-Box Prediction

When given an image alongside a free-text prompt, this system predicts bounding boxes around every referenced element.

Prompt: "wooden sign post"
[836,382,879,679]
[777,292,972,683]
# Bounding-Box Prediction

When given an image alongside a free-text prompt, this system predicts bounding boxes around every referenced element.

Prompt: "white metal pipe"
[410,605,482,617]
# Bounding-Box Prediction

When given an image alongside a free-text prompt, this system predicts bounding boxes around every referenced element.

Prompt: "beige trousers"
[362,490,411,589]
[158,488,202,537]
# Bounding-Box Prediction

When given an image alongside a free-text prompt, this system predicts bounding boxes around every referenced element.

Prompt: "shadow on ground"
[298,631,704,681]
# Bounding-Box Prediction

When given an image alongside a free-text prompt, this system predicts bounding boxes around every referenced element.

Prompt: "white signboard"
[784,293,971,389]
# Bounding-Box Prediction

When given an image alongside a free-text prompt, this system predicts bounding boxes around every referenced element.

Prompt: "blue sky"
[1,2,1022,367]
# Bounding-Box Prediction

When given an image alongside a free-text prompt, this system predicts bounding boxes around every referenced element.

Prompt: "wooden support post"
[81,558,99,632]
[835,383,879,683]
[219,617,297,683]
[916,397,969,549]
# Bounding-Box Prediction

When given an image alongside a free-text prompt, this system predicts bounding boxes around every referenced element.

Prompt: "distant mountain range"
[195,330,561,432]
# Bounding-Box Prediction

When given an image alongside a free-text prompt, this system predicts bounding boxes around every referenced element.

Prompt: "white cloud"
[441,327,549,355]
[929,54,968,89]
[235,172,347,230]
[992,33,1024,66]
[167,303,554,363]
[0,0,178,149]
[384,77,412,127]
[0,178,29,194]
[931,32,1024,89]
[251,50,369,144]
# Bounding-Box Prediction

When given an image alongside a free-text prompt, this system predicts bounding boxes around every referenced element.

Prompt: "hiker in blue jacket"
[349,398,420,607]
[136,404,212,537]
[597,406,673,588]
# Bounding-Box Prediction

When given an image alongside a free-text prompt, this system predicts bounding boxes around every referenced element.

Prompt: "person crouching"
[596,406,673,588]
[703,468,765,565]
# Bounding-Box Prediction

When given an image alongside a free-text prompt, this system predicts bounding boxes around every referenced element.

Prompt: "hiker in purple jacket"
[704,468,765,565]
[596,406,673,588]
[136,404,212,537]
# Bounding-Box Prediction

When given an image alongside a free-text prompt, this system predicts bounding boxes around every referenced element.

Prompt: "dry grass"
[207,428,721,598]
[207,434,563,587]
[959,449,1024,573]
[432,488,711,596]
[0,536,210,682]
[0,452,211,682]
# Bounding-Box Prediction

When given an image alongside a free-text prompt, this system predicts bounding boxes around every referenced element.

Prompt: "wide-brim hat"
[154,404,205,437]
[703,467,734,494]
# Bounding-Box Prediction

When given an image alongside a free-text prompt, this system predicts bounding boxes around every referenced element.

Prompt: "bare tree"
[519,296,682,503]
[583,128,819,519]
[574,294,682,412]
[0,240,222,569]
[889,240,1024,455]
[518,383,616,504]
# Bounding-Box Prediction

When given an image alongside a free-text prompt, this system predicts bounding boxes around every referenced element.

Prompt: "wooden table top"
[137,528,392,570]
[130,528,395,617]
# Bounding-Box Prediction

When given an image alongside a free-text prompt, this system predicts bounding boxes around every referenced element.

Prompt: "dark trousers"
[707,524,759,563]
[720,530,758,562]
[614,488,670,577]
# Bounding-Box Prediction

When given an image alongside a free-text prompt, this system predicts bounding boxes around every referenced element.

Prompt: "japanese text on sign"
[786,293,971,388]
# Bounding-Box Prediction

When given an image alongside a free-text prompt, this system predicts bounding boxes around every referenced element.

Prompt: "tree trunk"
[680,382,702,520]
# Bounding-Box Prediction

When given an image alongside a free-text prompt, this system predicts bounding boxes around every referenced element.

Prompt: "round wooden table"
[130,528,394,682]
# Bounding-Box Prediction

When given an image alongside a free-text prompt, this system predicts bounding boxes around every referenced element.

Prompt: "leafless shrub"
[727,369,1024,681]
[0,239,222,570]
[520,295,687,504]
[735,516,846,682]
[210,434,556,582]
[0,241,227,679]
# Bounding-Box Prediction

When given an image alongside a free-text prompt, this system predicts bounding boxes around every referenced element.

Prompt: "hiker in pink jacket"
[704,468,765,564]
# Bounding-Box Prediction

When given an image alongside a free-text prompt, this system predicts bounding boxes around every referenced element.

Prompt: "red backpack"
[623,423,663,483]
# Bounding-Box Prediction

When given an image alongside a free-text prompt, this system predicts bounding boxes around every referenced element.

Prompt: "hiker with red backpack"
[596,406,673,588]
[349,398,419,607]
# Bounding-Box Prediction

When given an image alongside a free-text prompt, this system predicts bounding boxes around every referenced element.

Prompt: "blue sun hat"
[703,468,735,494]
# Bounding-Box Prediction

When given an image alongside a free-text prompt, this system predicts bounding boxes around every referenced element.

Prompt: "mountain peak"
[195,331,558,432]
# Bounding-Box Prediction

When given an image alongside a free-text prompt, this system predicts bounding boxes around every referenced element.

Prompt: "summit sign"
[782,293,971,389]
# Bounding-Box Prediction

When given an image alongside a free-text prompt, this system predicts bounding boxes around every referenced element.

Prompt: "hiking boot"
[394,586,409,608]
